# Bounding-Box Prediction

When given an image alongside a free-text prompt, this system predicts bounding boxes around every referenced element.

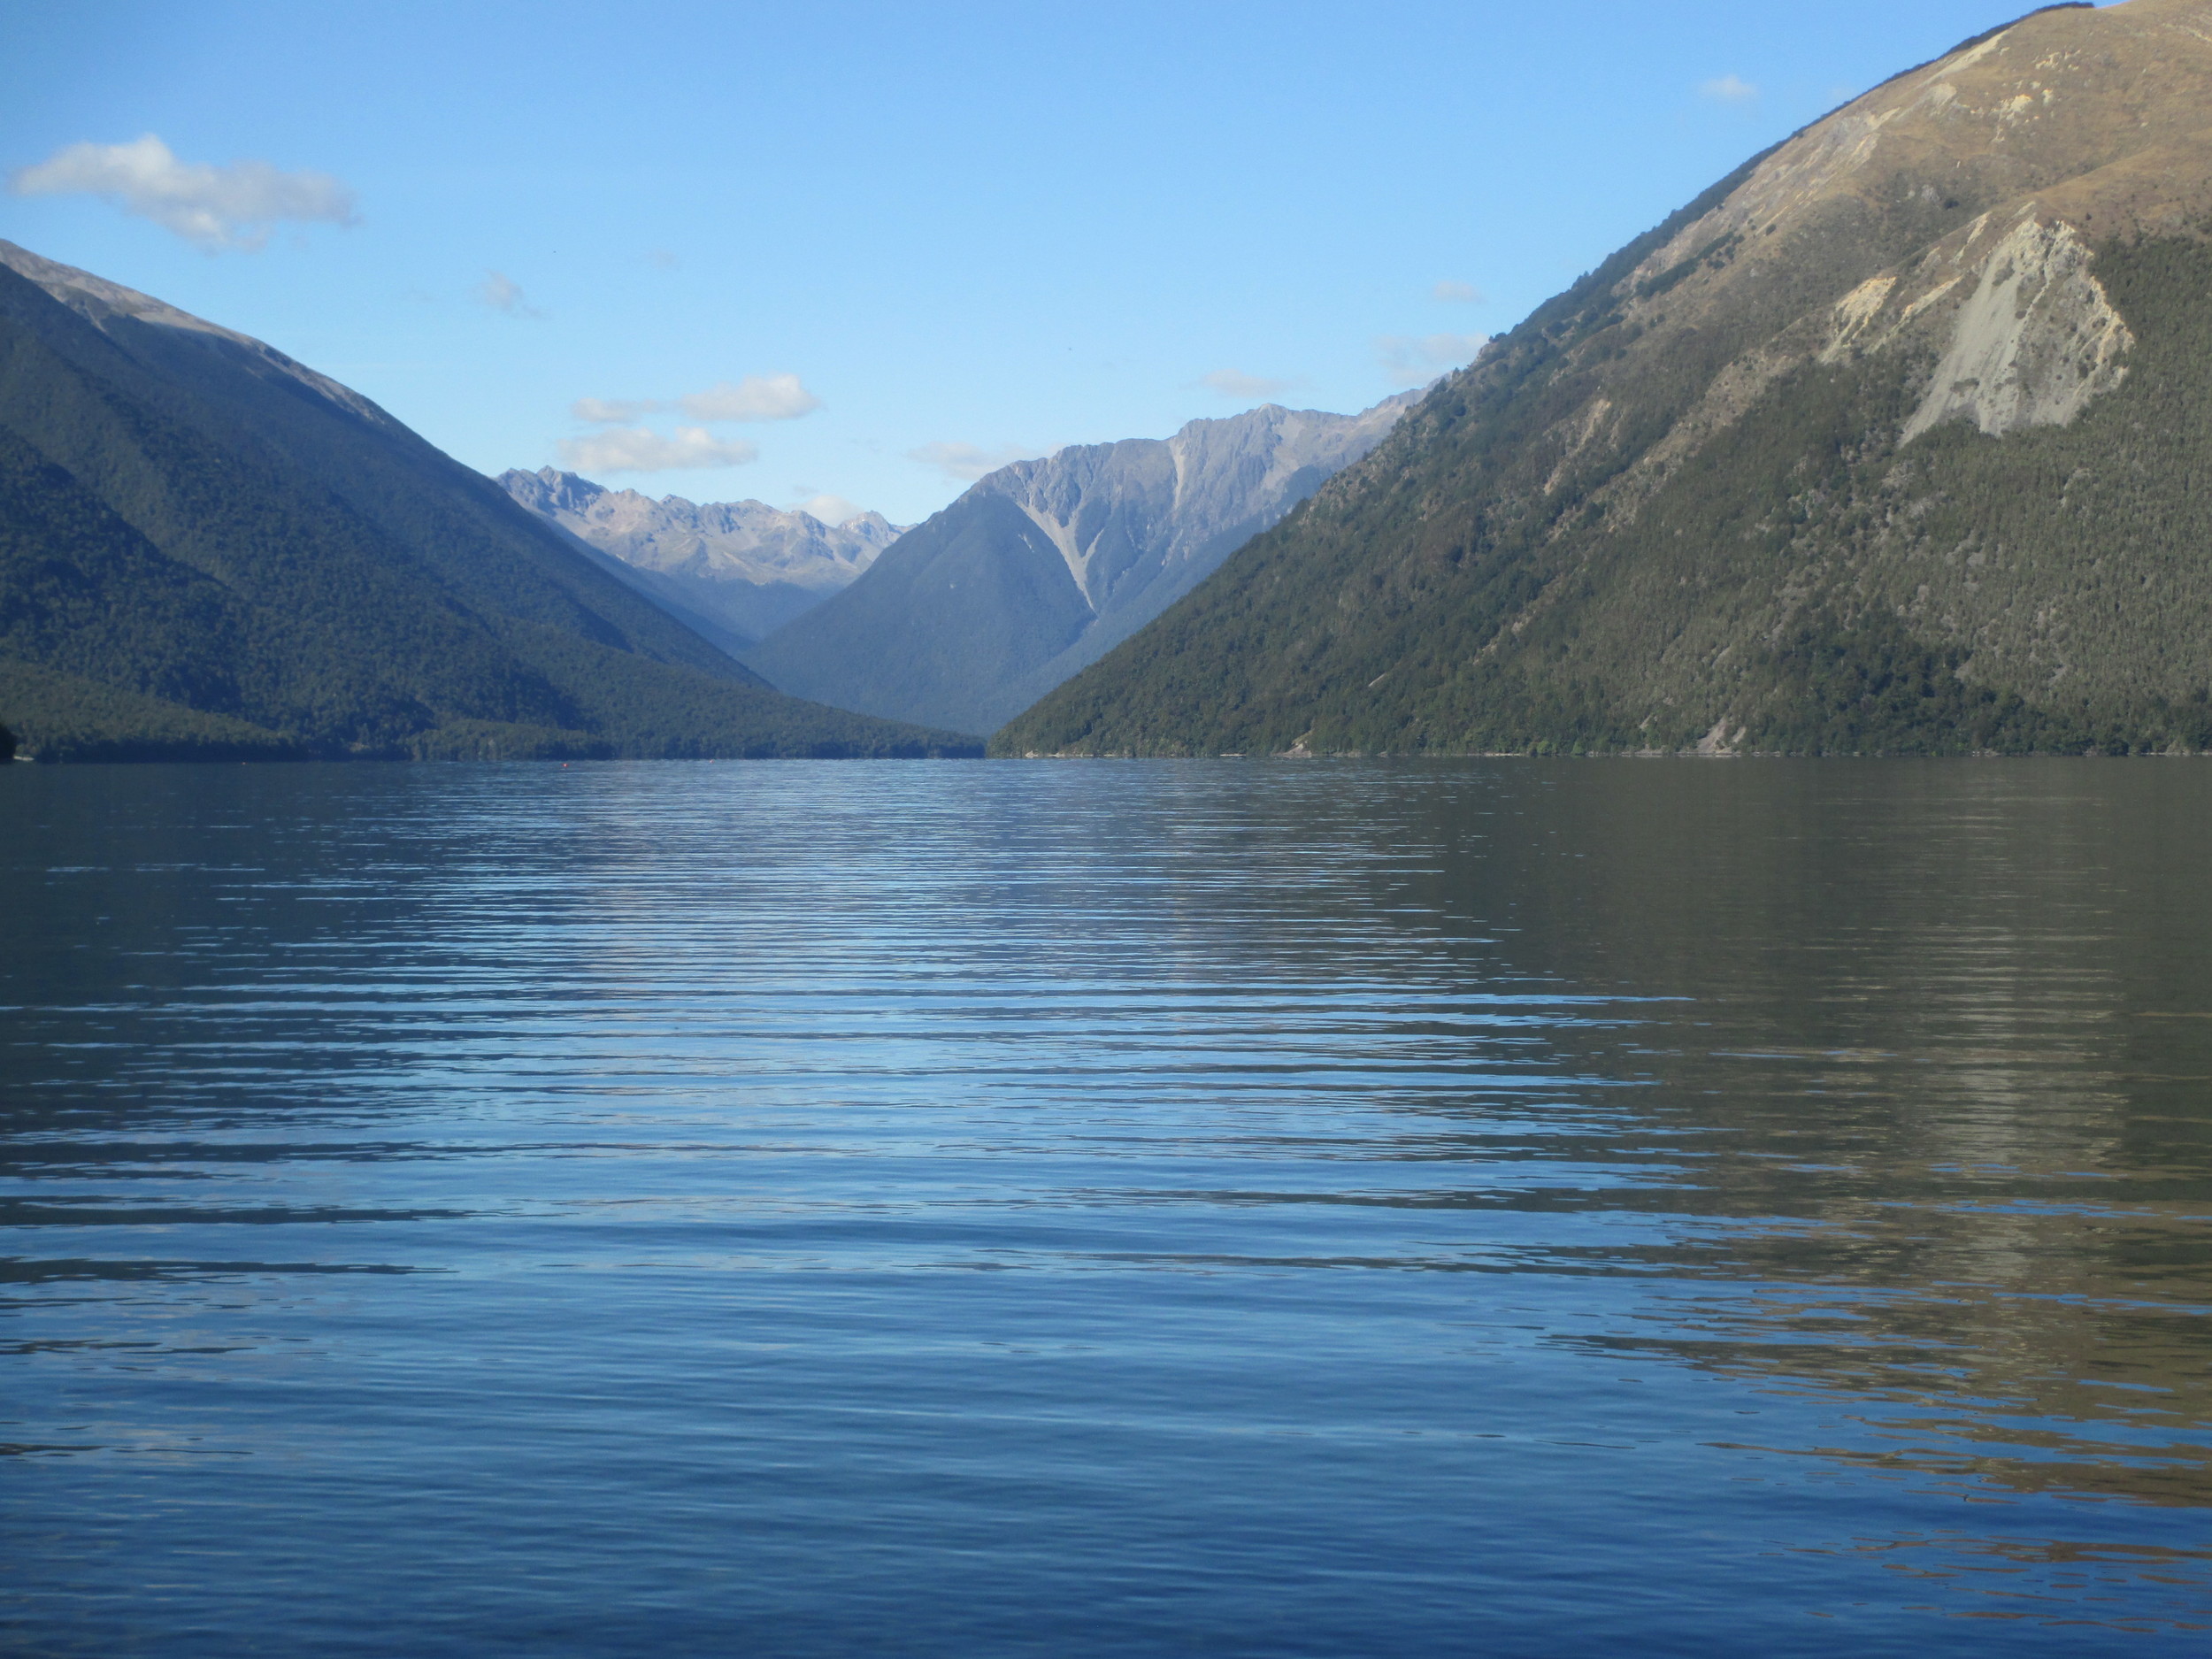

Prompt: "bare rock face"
[744,393,1419,735]
[1901,216,2134,441]
[498,468,905,645]
[987,396,1417,617]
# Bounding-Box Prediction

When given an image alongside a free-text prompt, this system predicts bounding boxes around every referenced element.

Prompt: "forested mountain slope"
[1000,0,2212,757]
[750,395,1414,736]
[0,243,974,760]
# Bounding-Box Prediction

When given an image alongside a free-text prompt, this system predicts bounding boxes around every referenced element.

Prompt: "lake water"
[4,758,2208,1656]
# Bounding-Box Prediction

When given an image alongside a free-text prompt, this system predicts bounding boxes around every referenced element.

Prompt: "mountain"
[0,241,976,761]
[1000,0,2212,759]
[745,395,1417,736]
[497,467,905,648]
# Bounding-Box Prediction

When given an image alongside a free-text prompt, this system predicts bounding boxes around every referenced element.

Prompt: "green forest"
[998,227,2212,758]
[0,263,979,762]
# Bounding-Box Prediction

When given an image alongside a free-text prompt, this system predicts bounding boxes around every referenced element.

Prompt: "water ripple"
[4,758,2209,1655]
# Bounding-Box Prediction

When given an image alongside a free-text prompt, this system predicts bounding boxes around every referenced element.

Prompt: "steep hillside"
[0,243,976,760]
[498,467,903,645]
[749,395,1415,735]
[1000,0,2212,757]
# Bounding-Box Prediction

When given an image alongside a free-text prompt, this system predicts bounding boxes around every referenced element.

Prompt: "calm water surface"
[3,759,2208,1656]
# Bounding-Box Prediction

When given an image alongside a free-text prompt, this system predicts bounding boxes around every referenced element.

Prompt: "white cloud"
[1200,368,1294,401]
[1432,280,1486,303]
[907,441,1041,482]
[1374,332,1488,387]
[1699,74,1760,104]
[557,426,759,473]
[795,492,866,526]
[678,374,822,422]
[567,374,822,426]
[6,134,357,252]
[478,270,543,319]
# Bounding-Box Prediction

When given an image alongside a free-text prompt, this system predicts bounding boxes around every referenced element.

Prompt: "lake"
[4,758,2208,1656]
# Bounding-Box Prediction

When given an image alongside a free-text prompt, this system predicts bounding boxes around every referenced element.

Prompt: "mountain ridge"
[998,0,2212,758]
[497,466,905,646]
[749,392,1417,734]
[0,242,978,760]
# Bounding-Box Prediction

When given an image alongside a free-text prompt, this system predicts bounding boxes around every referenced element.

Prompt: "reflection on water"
[1407,767,2212,1526]
[2,758,2207,1655]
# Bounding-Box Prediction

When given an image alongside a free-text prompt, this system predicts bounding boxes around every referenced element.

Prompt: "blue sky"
[2,0,2061,524]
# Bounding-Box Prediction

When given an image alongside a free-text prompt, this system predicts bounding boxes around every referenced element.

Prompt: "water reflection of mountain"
[1375,759,2212,1517]
[8,758,2211,1646]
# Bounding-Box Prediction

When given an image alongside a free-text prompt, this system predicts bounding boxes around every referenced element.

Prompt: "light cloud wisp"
[1374,332,1488,387]
[6,134,357,252]
[907,441,1041,483]
[479,271,543,318]
[795,493,867,526]
[1432,280,1486,303]
[1200,368,1295,401]
[557,426,759,473]
[680,374,822,421]
[570,375,822,425]
[1699,74,1760,104]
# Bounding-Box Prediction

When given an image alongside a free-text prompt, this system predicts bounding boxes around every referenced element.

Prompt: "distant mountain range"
[745,394,1417,734]
[0,241,976,760]
[25,2,2200,765]
[1000,0,2212,758]
[497,468,905,648]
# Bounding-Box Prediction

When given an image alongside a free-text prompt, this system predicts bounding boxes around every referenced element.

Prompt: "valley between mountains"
[505,394,1416,739]
[5,0,2212,762]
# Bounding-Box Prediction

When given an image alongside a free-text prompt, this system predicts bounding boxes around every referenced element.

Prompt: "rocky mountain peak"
[745,391,1418,733]
[968,393,1419,616]
[495,467,910,645]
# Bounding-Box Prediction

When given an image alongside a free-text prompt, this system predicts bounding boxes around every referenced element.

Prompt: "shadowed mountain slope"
[1000,0,2212,757]
[748,395,1416,735]
[0,242,974,760]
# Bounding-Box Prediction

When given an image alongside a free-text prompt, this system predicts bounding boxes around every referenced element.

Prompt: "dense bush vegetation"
[999,229,2212,758]
[0,264,979,762]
